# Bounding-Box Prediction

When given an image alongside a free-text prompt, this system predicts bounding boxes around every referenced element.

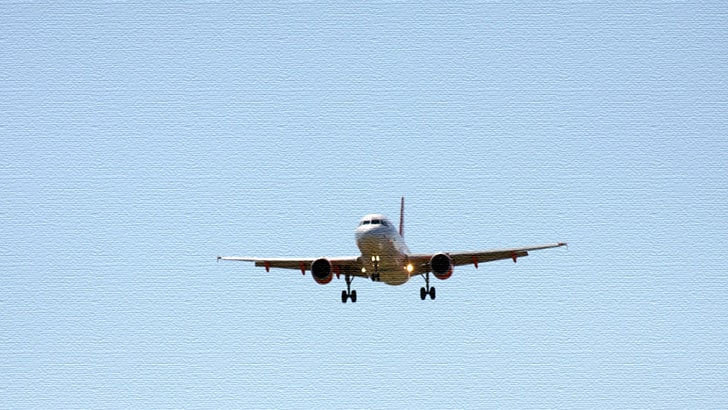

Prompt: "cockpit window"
[360,218,389,226]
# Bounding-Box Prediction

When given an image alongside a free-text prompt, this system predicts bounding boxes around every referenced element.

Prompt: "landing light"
[406,264,414,273]
[361,267,367,273]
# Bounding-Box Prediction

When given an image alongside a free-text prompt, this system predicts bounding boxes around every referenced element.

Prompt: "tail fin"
[399,197,405,238]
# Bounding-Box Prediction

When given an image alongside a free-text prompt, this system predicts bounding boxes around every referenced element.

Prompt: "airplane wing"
[407,242,567,271]
[217,255,366,276]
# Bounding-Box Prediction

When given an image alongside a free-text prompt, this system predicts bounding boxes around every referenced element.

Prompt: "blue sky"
[2,1,727,408]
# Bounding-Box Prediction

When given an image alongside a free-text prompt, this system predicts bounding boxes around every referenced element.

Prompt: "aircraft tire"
[351,290,357,303]
[341,290,348,303]
[420,287,426,300]
[429,287,436,300]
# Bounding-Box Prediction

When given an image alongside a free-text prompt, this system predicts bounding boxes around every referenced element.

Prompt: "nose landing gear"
[370,255,381,282]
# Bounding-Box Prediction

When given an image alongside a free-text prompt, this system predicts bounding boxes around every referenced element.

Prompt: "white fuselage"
[354,214,411,286]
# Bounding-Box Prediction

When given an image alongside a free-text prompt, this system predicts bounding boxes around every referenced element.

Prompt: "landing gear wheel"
[420,271,435,301]
[342,274,356,303]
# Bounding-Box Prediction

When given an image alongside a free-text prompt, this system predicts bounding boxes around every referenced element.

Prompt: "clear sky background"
[2,1,727,408]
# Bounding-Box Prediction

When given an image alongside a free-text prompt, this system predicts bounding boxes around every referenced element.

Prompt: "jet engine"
[311,258,333,285]
[430,253,453,280]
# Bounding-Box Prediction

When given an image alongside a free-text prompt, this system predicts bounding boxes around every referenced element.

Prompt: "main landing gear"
[341,274,357,303]
[420,271,436,300]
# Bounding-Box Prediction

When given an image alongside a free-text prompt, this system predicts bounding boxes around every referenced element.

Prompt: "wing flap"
[407,242,566,270]
[217,255,365,276]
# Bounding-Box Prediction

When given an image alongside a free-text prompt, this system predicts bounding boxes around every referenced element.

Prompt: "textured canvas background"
[2,1,727,408]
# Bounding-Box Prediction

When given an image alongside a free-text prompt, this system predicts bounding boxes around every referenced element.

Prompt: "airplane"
[218,198,566,303]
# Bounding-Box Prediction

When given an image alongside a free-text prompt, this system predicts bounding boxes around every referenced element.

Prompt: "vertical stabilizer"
[399,197,405,238]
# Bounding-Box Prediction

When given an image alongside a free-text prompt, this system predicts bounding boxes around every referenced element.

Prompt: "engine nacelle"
[430,253,453,280]
[311,258,333,285]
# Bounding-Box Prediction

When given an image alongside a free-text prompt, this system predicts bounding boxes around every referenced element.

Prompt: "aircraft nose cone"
[356,229,387,253]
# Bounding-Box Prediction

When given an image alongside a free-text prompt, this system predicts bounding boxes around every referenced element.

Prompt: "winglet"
[399,197,405,238]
